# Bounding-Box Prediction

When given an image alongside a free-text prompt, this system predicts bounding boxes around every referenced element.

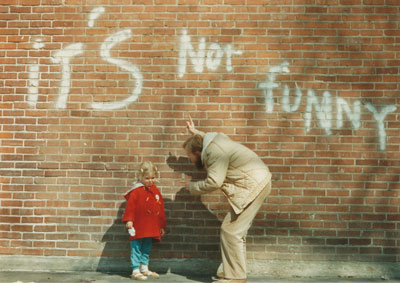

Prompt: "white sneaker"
[131,269,147,281]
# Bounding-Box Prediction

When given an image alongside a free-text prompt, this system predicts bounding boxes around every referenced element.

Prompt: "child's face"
[141,172,156,188]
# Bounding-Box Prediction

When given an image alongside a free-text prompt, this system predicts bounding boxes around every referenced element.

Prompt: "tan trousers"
[219,183,271,279]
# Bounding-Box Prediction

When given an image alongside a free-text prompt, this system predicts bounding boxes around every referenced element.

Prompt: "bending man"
[183,117,272,283]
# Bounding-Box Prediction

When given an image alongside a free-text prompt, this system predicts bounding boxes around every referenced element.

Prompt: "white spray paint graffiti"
[91,29,142,110]
[52,43,84,109]
[206,43,224,71]
[305,90,332,135]
[336,98,361,130]
[25,8,398,151]
[88,7,105,27]
[27,39,45,108]
[27,65,40,108]
[178,30,205,75]
[282,83,302,113]
[42,7,142,110]
[178,30,243,78]
[262,61,398,150]
[259,62,290,113]
[364,102,397,150]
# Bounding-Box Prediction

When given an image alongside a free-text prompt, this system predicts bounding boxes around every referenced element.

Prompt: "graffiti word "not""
[178,30,243,78]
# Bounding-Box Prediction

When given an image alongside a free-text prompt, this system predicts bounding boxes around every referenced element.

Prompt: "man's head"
[183,134,204,170]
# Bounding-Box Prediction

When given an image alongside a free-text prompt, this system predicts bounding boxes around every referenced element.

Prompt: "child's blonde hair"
[138,161,158,180]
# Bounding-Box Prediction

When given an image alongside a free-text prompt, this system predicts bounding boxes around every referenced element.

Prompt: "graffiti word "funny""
[260,62,398,150]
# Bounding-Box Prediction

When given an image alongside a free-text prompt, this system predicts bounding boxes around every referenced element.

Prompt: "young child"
[122,161,166,281]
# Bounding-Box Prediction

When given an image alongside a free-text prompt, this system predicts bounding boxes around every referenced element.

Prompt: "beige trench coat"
[188,133,272,214]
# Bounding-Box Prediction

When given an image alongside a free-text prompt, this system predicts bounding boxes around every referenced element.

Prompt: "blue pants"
[130,238,153,270]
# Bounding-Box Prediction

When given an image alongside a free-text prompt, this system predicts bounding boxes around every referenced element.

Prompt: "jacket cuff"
[188,181,204,195]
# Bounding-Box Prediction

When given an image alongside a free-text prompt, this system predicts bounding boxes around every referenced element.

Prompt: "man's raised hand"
[186,114,196,135]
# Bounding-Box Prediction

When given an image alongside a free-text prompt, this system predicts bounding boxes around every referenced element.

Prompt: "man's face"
[186,149,203,170]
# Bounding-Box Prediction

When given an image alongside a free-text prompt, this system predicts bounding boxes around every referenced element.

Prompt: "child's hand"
[128,227,136,237]
[126,221,133,229]
[161,228,165,237]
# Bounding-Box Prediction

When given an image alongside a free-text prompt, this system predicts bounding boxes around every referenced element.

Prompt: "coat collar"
[201,132,218,162]
[124,182,144,199]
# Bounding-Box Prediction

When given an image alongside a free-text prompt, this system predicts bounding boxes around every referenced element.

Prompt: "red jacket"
[122,183,166,241]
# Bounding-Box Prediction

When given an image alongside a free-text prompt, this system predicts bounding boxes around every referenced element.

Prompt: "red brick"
[0,1,399,264]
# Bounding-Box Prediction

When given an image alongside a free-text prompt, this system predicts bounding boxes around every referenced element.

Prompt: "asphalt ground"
[1,271,400,283]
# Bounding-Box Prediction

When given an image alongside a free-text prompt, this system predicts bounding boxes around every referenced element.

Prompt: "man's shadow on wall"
[155,187,221,282]
[155,155,221,281]
[97,155,220,282]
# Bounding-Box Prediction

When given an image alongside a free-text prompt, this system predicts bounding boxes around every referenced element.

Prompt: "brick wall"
[1,0,399,267]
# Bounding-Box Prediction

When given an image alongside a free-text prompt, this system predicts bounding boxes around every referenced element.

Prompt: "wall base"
[1,255,400,280]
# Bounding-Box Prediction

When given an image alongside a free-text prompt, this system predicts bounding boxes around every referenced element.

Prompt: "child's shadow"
[96,203,132,278]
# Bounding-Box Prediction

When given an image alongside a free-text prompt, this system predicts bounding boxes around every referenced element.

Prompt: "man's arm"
[188,145,229,195]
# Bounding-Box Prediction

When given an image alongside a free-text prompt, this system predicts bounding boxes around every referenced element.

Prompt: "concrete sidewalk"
[1,271,400,283]
[3,256,400,283]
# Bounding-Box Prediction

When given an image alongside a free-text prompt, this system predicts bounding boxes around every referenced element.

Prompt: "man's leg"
[219,183,271,280]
